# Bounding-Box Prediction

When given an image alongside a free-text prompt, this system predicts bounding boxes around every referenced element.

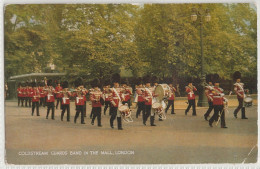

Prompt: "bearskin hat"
[135,77,143,85]
[233,71,241,80]
[103,79,111,86]
[31,82,37,88]
[143,75,151,84]
[18,82,22,87]
[212,73,220,84]
[111,73,121,84]
[151,76,159,84]
[166,77,173,85]
[56,80,61,85]
[206,74,213,83]
[74,77,84,88]
[47,79,52,86]
[91,78,100,88]
[62,81,69,89]
[187,77,193,83]
[121,78,127,85]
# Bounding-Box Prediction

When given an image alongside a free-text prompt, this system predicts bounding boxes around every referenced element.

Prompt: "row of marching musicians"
[203,72,248,129]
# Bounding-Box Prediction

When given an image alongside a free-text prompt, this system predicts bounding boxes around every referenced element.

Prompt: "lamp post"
[191,6,211,107]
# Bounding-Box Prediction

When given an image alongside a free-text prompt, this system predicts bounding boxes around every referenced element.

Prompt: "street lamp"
[191,6,211,107]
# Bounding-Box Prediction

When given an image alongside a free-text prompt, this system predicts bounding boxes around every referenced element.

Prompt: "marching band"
[16,71,251,130]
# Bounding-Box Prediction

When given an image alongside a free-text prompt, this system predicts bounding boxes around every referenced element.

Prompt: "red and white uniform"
[168,86,176,101]
[185,86,197,100]
[122,88,132,102]
[212,87,224,105]
[46,87,55,102]
[144,87,155,105]
[136,88,145,102]
[75,93,85,106]
[234,82,245,99]
[17,87,23,97]
[61,91,71,105]
[205,85,214,102]
[90,89,103,107]
[103,89,111,101]
[31,88,40,102]
[109,87,123,107]
[28,87,33,98]
[55,86,63,98]
[39,87,45,98]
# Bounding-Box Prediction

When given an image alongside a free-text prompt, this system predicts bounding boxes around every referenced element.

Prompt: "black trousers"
[18,97,22,106]
[110,107,118,127]
[204,101,214,117]
[136,101,145,117]
[46,102,55,119]
[40,97,44,106]
[209,105,226,127]
[61,104,70,121]
[92,107,101,126]
[103,101,110,115]
[144,105,151,123]
[25,97,31,107]
[185,99,196,115]
[75,105,84,123]
[32,101,39,116]
[83,101,87,117]
[165,100,174,114]
[56,98,62,109]
[234,98,243,116]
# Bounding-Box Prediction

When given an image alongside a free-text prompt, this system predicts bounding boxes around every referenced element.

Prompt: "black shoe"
[221,126,228,128]
[91,121,94,125]
[204,115,208,121]
[209,122,213,127]
[111,125,114,129]
[98,125,102,127]
[37,115,40,116]
[192,114,197,116]
[171,112,175,114]
[81,122,86,124]
[52,118,55,120]
[151,124,156,126]
[242,117,248,119]
[118,127,123,130]
[234,113,237,118]
[159,119,163,121]
[143,122,146,126]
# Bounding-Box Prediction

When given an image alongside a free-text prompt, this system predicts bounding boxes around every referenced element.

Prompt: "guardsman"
[109,73,123,130]
[25,82,31,107]
[31,82,40,116]
[21,82,26,107]
[45,79,56,120]
[121,79,132,108]
[17,83,23,106]
[74,77,86,124]
[204,74,214,121]
[165,78,176,114]
[61,81,71,122]
[209,74,227,128]
[103,79,111,115]
[233,71,248,119]
[185,78,197,116]
[55,81,63,109]
[39,82,46,107]
[135,77,145,118]
[90,78,104,127]
[143,75,157,126]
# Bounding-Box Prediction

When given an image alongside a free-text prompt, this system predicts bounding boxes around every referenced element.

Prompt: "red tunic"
[46,87,55,102]
[122,88,132,102]
[21,88,26,97]
[103,90,111,101]
[61,92,71,105]
[90,90,103,107]
[136,88,144,102]
[212,87,224,105]
[109,87,123,108]
[234,83,245,99]
[55,86,63,98]
[168,87,176,100]
[17,88,23,97]
[144,87,154,105]
[185,86,197,100]
[31,89,40,102]
[205,86,214,102]
[75,95,85,106]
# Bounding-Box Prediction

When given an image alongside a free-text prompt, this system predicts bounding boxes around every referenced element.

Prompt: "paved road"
[5,101,257,165]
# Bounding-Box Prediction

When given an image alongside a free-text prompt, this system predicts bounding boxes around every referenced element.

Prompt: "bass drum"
[154,84,171,101]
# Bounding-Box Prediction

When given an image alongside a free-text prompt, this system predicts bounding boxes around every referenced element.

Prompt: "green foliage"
[4,3,256,83]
